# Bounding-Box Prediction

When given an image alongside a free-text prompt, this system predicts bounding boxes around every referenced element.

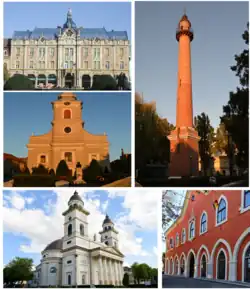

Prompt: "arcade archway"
[28,74,36,86]
[48,74,57,86]
[189,252,195,278]
[65,73,74,88]
[82,74,91,89]
[37,74,46,86]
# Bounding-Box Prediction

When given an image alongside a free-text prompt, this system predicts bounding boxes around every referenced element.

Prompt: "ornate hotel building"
[164,190,250,283]
[4,9,130,88]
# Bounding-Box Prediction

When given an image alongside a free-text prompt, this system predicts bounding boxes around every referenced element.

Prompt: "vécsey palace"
[3,9,130,88]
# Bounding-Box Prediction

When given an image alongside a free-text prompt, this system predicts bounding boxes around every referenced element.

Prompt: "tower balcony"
[176,28,194,41]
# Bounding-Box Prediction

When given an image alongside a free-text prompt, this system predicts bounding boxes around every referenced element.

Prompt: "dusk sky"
[3,190,158,268]
[4,2,131,40]
[4,92,131,161]
[135,1,249,128]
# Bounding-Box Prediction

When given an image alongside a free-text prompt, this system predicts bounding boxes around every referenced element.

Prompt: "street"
[162,275,249,288]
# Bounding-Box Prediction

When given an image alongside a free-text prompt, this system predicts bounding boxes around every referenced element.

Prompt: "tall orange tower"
[168,13,200,176]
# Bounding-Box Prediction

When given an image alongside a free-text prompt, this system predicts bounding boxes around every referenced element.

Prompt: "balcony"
[176,27,194,41]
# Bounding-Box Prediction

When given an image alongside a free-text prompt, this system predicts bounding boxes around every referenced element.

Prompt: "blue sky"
[4,92,131,161]
[3,190,158,268]
[135,1,249,128]
[4,2,131,40]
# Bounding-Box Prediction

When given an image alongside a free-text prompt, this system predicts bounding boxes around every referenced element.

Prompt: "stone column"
[115,261,119,285]
[207,262,213,279]
[229,261,237,281]
[119,262,123,285]
[103,258,108,285]
[194,260,198,278]
[108,258,112,285]
[98,257,103,285]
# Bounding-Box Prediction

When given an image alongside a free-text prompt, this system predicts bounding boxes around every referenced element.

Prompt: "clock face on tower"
[64,127,71,133]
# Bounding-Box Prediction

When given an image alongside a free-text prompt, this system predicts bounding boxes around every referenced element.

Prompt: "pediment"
[62,29,76,39]
[103,246,124,257]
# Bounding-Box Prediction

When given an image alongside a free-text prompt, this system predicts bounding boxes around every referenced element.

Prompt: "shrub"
[83,159,103,183]
[13,175,55,187]
[32,164,49,175]
[56,160,70,178]
[4,74,34,90]
[91,75,117,90]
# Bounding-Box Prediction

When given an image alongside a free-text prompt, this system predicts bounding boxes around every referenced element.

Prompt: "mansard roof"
[12,27,128,40]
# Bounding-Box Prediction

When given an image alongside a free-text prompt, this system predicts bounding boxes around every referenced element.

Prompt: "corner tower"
[168,13,200,177]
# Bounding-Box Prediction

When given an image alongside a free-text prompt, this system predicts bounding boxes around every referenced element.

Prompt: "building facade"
[164,190,250,283]
[34,191,124,287]
[27,92,109,175]
[4,9,130,88]
[168,13,200,176]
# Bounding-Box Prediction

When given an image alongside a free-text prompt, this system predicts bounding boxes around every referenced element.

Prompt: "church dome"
[68,191,84,205]
[44,238,63,251]
[103,214,114,225]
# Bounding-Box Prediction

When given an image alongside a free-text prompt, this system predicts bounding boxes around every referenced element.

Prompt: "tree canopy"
[131,262,158,284]
[194,113,214,176]
[4,257,34,285]
[4,74,34,90]
[220,22,249,170]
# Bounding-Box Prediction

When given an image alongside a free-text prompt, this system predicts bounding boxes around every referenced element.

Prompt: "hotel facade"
[164,190,250,283]
[4,9,130,88]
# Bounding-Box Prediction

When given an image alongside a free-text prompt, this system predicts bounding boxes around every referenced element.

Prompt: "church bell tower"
[99,214,119,248]
[168,13,200,177]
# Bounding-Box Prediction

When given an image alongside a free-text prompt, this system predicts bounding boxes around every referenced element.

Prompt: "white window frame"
[176,233,179,247]
[215,195,228,227]
[188,218,195,241]
[240,190,250,214]
[200,211,208,235]
[181,228,186,244]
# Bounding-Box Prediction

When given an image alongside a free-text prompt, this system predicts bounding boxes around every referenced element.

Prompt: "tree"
[4,74,34,90]
[162,190,182,240]
[135,93,174,172]
[221,23,249,171]
[122,273,130,287]
[213,123,229,155]
[32,164,49,175]
[49,168,56,177]
[4,64,10,83]
[131,262,139,284]
[4,257,34,286]
[56,160,70,178]
[117,73,130,90]
[91,75,117,90]
[194,113,214,176]
[83,159,103,183]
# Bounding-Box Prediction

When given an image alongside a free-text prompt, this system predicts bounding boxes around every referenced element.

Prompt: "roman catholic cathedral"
[27,92,110,175]
[34,191,124,286]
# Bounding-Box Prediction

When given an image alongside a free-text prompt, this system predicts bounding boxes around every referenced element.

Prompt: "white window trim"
[215,195,228,227]
[216,248,228,280]
[241,241,250,282]
[188,218,196,241]
[200,211,208,235]
[181,228,186,244]
[176,233,179,247]
[240,190,250,214]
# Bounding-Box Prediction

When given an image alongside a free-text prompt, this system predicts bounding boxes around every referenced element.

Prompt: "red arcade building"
[164,190,250,283]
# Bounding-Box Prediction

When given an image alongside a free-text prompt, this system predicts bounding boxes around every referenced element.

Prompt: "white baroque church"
[34,191,124,287]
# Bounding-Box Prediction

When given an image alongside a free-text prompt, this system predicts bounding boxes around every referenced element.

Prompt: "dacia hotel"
[3,9,130,89]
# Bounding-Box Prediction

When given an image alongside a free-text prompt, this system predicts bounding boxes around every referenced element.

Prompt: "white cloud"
[153,246,158,255]
[101,200,109,212]
[3,189,158,267]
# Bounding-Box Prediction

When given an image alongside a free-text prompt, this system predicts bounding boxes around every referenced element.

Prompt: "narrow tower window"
[64,109,71,119]
[80,224,84,236]
[68,224,72,236]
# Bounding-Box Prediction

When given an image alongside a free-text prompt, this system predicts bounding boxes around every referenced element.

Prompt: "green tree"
[56,160,70,178]
[213,123,229,155]
[49,168,56,177]
[4,257,34,286]
[135,93,174,172]
[91,75,117,90]
[83,159,103,183]
[122,273,130,287]
[32,164,48,175]
[4,64,10,82]
[194,113,214,176]
[4,74,34,90]
[221,23,249,171]
[131,262,139,284]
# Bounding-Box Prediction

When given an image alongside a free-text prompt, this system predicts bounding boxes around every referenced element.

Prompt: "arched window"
[80,224,84,236]
[40,155,46,163]
[180,258,185,275]
[189,220,195,240]
[65,152,72,162]
[244,245,250,282]
[68,274,71,285]
[175,258,179,274]
[182,229,186,244]
[64,109,71,119]
[217,250,226,280]
[68,224,72,236]
[200,212,207,234]
[170,238,174,248]
[176,233,179,247]
[217,198,227,224]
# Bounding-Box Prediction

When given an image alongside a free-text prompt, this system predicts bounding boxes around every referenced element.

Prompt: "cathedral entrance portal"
[65,73,74,88]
